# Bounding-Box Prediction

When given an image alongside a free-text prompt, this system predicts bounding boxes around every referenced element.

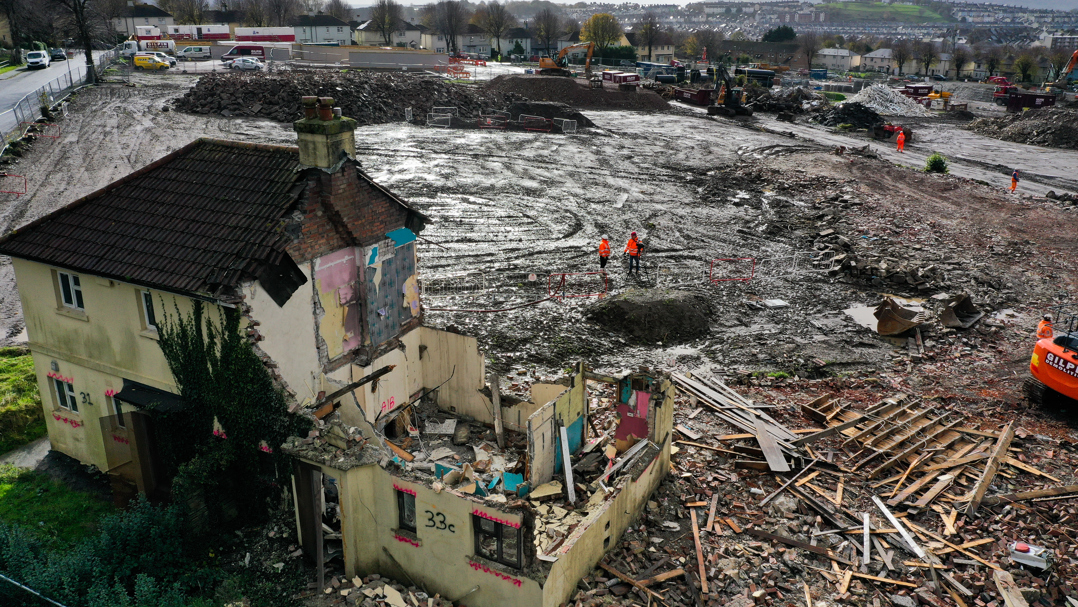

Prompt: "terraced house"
[0,100,674,607]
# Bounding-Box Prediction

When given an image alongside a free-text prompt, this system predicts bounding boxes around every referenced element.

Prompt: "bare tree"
[581,12,621,50]
[693,28,720,60]
[298,0,323,14]
[265,0,299,26]
[951,45,969,79]
[532,6,560,57]
[421,1,469,54]
[51,0,97,82]
[0,0,34,62]
[1048,49,1072,82]
[370,0,402,46]
[173,0,210,24]
[915,41,939,76]
[638,11,660,63]
[1012,52,1036,84]
[240,0,271,26]
[479,1,516,59]
[799,32,819,68]
[982,45,1002,77]
[892,39,912,76]
[325,0,349,21]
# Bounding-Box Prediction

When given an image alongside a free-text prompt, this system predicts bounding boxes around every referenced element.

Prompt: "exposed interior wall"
[242,265,321,402]
[361,239,418,351]
[13,258,203,470]
[418,327,491,421]
[313,248,363,364]
[344,329,423,425]
[526,368,586,487]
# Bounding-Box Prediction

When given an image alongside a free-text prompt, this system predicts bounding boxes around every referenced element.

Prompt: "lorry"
[121,38,176,58]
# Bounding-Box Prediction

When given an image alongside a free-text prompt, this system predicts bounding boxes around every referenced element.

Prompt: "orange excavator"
[538,42,595,77]
[1044,49,1077,97]
[1025,308,1078,407]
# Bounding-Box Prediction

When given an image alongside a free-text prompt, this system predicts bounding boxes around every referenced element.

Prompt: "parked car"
[229,57,263,71]
[619,59,635,67]
[133,54,170,70]
[177,46,213,61]
[26,50,50,69]
[152,51,177,67]
[49,48,67,61]
[931,74,947,81]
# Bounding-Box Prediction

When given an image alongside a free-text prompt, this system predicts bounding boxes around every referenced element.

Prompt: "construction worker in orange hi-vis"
[1011,169,1020,193]
[1037,314,1053,340]
[896,129,906,153]
[625,232,641,275]
[598,235,611,269]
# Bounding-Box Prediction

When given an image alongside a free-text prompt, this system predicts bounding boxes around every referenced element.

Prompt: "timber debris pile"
[569,373,1077,607]
[966,108,1078,150]
[173,71,525,123]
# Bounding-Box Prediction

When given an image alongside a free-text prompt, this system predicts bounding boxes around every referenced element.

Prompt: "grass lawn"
[0,63,23,76]
[820,2,952,23]
[0,347,46,455]
[0,465,114,548]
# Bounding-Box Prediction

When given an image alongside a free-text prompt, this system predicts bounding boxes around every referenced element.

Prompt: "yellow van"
[133,54,170,70]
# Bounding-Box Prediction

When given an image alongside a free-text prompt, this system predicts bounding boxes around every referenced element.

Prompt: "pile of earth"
[506,101,595,127]
[173,70,525,124]
[966,107,1078,150]
[486,75,670,111]
[586,289,710,343]
[746,85,827,114]
[814,102,882,129]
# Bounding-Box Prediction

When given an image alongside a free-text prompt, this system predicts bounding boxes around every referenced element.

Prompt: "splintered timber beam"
[792,400,898,447]
[690,508,708,594]
[966,422,1015,516]
[980,485,1078,506]
[744,528,855,566]
[598,562,669,607]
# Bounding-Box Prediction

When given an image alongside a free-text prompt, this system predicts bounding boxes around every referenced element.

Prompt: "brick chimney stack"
[294,96,357,168]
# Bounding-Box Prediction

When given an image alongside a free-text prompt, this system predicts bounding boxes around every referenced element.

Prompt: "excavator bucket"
[939,294,984,329]
[873,297,925,336]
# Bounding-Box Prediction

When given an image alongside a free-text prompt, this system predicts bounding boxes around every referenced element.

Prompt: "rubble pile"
[747,86,827,114]
[485,75,670,111]
[173,71,525,124]
[316,572,460,606]
[966,107,1078,150]
[815,102,883,128]
[843,84,932,117]
[571,375,1078,607]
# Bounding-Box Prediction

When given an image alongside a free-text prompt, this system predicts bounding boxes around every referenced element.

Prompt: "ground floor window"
[473,515,521,568]
[397,490,416,533]
[54,377,77,412]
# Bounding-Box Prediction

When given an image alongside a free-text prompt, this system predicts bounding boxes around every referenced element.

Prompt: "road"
[0,50,110,133]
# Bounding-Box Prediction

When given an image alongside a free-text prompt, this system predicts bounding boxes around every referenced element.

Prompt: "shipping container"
[235,27,296,42]
[135,26,162,40]
[674,87,712,106]
[1006,92,1056,113]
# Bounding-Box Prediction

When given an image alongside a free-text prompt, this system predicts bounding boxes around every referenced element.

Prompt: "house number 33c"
[425,511,455,533]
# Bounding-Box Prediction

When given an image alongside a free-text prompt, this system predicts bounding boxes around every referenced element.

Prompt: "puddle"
[843,305,878,331]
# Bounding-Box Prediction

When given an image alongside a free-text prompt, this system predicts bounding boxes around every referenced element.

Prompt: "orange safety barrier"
[1,174,27,197]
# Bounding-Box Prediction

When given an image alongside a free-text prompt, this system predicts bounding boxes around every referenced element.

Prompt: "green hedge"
[822,91,847,102]
[0,347,45,455]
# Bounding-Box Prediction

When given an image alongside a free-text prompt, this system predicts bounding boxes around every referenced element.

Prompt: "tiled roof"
[122,5,172,18]
[0,139,306,298]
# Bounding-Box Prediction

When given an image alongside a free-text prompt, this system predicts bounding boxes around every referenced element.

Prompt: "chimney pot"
[333,107,342,118]
[294,95,356,168]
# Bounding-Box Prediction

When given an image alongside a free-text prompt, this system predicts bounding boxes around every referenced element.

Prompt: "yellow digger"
[538,42,595,77]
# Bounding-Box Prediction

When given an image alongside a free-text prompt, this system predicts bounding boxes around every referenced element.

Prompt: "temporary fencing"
[520,115,553,132]
[548,272,609,300]
[0,174,27,197]
[427,113,452,128]
[709,258,756,283]
[478,111,510,129]
[553,118,577,134]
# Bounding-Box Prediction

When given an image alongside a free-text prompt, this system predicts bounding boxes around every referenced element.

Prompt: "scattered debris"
[815,101,884,129]
[967,107,1078,150]
[843,84,933,117]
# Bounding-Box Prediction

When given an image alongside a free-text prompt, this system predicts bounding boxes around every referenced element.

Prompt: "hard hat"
[631,231,637,236]
[602,234,608,240]
[1044,314,1052,321]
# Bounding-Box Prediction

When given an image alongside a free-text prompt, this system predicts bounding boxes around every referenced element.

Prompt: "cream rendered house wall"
[13,258,204,470]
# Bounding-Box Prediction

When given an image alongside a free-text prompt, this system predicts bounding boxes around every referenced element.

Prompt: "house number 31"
[79,392,94,406]
[425,511,455,533]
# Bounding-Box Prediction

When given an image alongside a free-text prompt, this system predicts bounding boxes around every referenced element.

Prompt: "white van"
[221,45,266,61]
[177,46,212,61]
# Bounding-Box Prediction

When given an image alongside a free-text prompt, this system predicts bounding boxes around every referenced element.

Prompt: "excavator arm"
[539,42,595,76]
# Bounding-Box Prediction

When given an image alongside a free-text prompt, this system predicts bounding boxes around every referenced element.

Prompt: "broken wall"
[344,330,423,425]
[362,234,419,351]
[527,367,587,487]
[418,327,492,421]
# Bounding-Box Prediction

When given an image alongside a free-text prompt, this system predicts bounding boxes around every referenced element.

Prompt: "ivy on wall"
[155,302,311,527]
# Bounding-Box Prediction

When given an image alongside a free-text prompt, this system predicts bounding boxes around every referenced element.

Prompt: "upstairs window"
[141,290,158,331]
[54,378,77,412]
[473,515,521,569]
[58,272,84,310]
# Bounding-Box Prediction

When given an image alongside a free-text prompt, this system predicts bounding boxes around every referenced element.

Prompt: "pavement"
[0,436,50,469]
[0,50,110,133]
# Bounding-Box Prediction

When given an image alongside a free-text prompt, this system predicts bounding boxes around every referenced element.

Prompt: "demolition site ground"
[1,71,1078,606]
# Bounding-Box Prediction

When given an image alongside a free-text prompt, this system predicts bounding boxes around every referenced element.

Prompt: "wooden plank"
[835,477,845,507]
[946,583,970,607]
[844,401,918,445]
[888,470,943,506]
[795,400,898,447]
[560,426,576,503]
[862,513,871,569]
[966,422,1015,516]
[705,492,719,532]
[676,424,703,441]
[724,517,742,534]
[993,570,1031,607]
[804,582,813,607]
[934,537,994,555]
[795,470,821,487]
[743,528,854,566]
[922,453,988,472]
[690,509,708,594]
[871,496,926,560]
[839,569,853,594]
[889,453,931,498]
[384,439,415,462]
[755,416,790,473]
[903,561,950,569]
[1004,456,1061,483]
[637,568,686,587]
[912,470,964,508]
[850,572,918,588]
[675,440,741,456]
[939,508,957,535]
[761,460,818,506]
[980,484,1078,506]
[867,418,964,479]
[866,407,933,448]
[904,521,1002,571]
[597,562,669,607]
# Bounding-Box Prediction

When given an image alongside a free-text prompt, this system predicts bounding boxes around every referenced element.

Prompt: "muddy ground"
[2,71,1078,605]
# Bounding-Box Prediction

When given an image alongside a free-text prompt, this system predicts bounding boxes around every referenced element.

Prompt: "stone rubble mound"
[173,70,525,124]
[842,84,932,117]
[746,86,827,114]
[814,101,883,129]
[967,107,1078,150]
[485,75,670,111]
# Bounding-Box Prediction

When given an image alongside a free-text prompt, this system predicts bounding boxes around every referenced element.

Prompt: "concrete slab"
[0,436,50,469]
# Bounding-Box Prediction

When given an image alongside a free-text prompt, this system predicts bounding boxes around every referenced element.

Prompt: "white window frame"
[58,272,84,310]
[141,290,158,331]
[54,377,78,412]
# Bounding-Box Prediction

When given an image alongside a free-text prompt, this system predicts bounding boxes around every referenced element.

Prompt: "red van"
[221,45,265,61]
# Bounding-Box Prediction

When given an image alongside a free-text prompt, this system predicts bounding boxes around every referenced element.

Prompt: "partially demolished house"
[0,99,675,607]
